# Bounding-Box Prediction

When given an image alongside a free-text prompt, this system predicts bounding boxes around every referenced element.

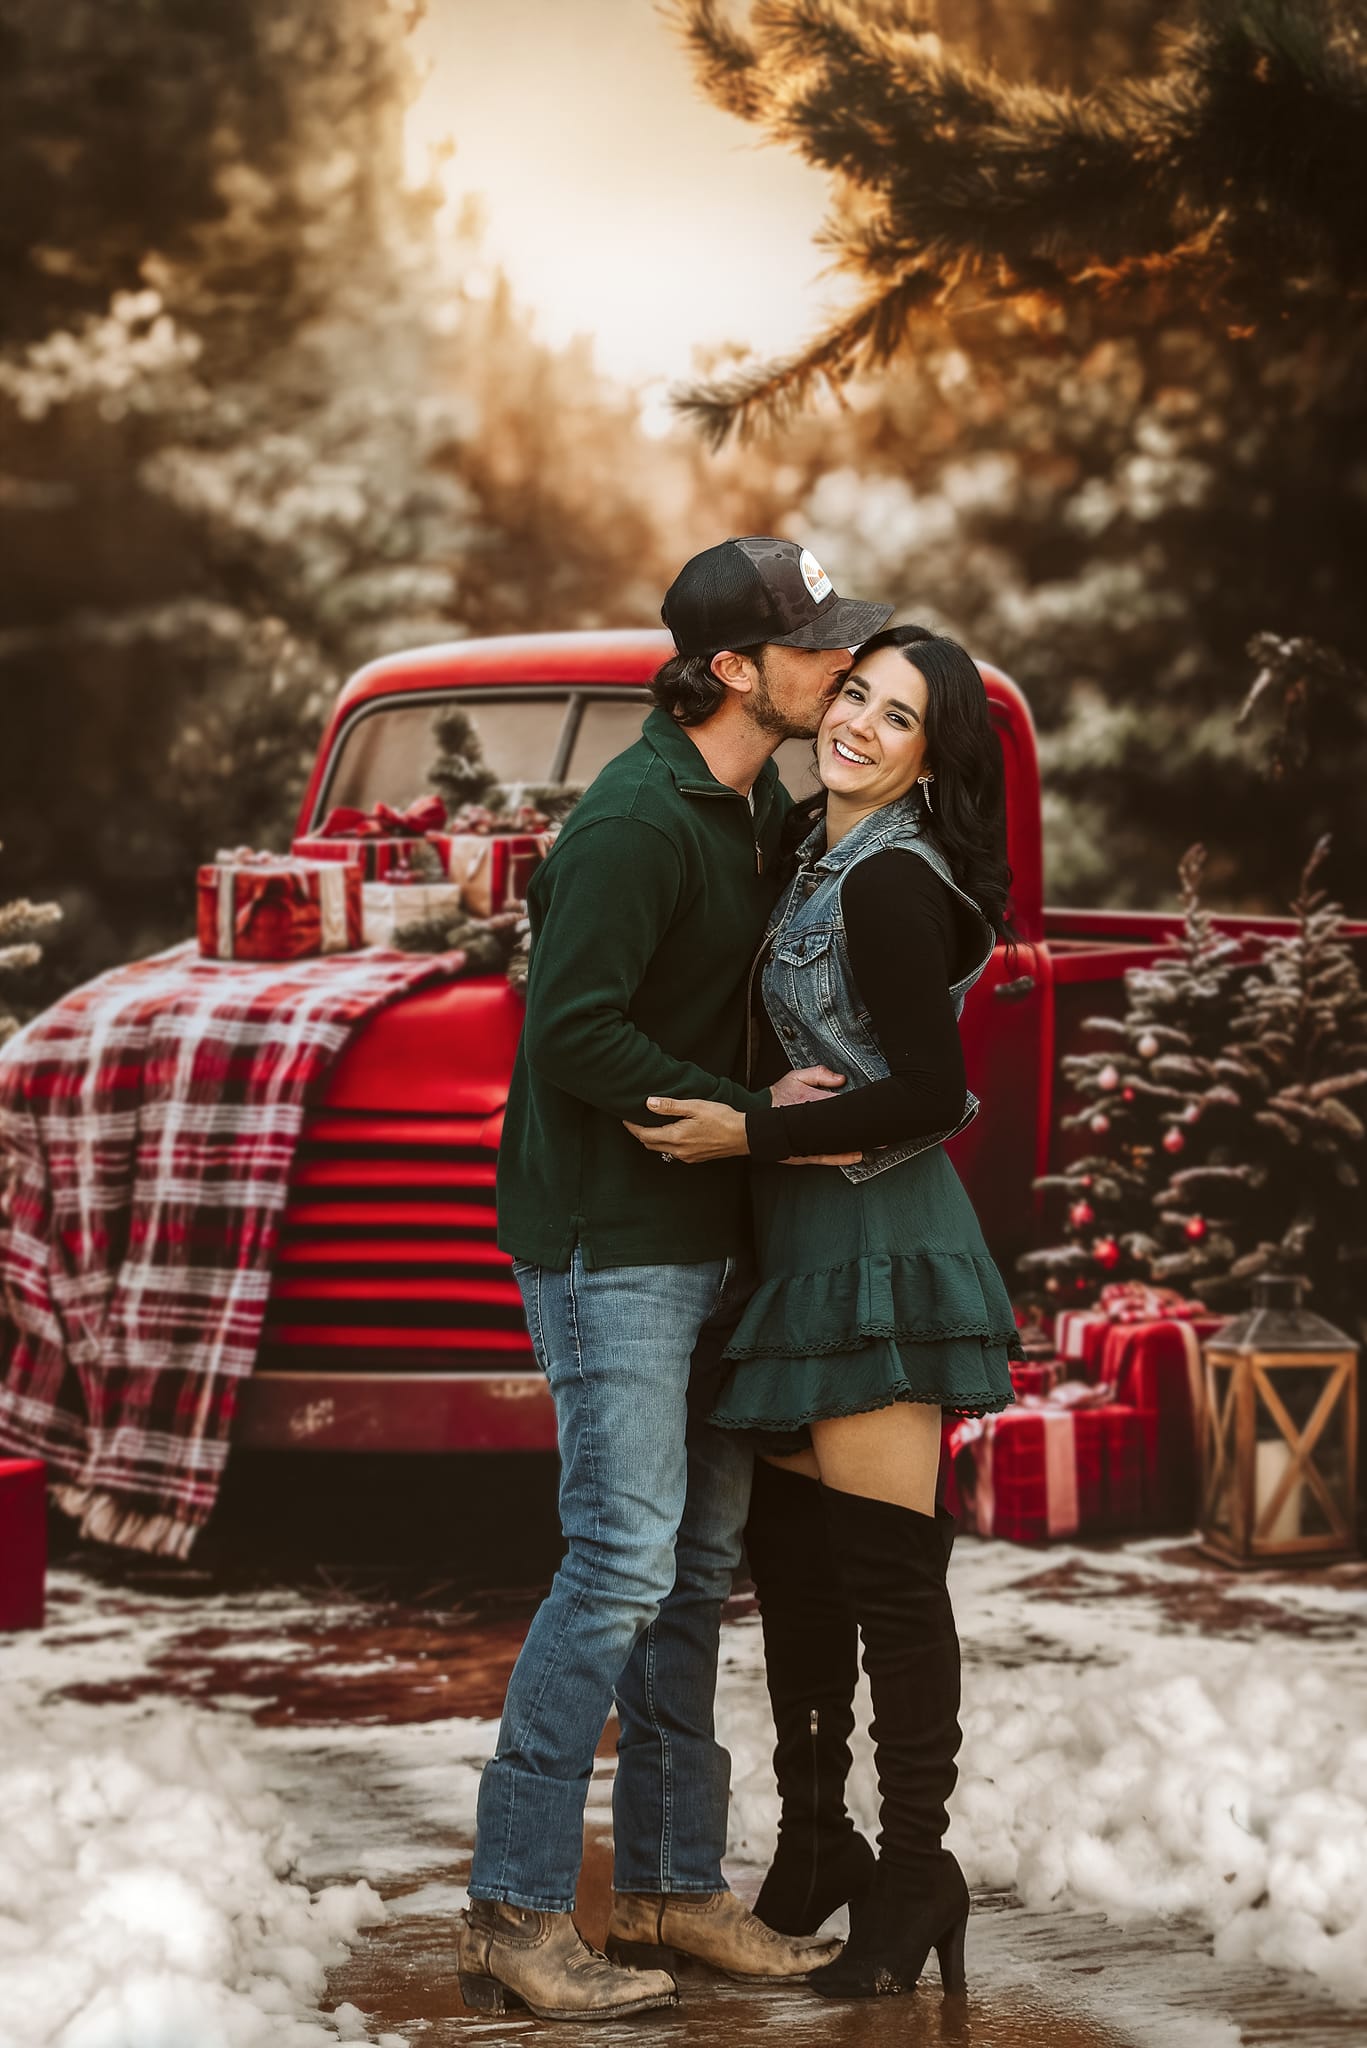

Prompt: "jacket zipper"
[680,783,764,874]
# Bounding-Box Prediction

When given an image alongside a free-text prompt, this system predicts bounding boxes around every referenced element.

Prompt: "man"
[455,539,892,2021]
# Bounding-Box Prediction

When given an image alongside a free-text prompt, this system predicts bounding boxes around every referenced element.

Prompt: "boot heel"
[458,1972,523,2013]
[604,1935,678,1973]
[934,1911,968,1994]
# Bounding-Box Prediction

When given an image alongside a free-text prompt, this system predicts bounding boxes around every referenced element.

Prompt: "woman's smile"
[831,735,876,767]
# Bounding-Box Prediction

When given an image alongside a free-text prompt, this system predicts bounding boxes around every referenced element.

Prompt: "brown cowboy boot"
[455,1899,678,2019]
[605,1888,842,1983]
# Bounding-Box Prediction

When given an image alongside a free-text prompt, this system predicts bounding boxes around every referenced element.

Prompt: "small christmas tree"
[0,845,61,1046]
[1150,837,1367,1333]
[429,705,499,813]
[1020,845,1246,1300]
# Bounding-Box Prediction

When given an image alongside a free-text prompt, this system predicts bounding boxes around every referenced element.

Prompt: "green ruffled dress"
[709,1141,1021,1454]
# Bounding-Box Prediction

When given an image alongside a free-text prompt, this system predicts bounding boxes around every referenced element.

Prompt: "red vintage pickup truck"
[232,629,1327,1456]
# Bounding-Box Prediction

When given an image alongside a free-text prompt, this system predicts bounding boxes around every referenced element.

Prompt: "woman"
[625,624,1021,2001]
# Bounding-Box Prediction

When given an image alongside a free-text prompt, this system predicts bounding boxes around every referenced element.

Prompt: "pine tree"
[1020,846,1246,1300]
[1149,838,1367,1332]
[428,706,500,814]
[0,846,61,1046]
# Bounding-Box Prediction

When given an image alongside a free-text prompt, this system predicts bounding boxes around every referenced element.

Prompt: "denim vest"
[758,790,995,1184]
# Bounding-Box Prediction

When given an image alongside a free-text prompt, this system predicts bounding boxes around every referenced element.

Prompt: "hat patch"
[799,548,833,603]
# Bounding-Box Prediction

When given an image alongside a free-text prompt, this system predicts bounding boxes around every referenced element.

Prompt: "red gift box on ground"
[1054,1309,1110,1380]
[1010,1358,1065,1399]
[1098,1315,1224,1529]
[0,1459,46,1631]
[197,853,363,961]
[950,1390,1147,1543]
[293,796,454,883]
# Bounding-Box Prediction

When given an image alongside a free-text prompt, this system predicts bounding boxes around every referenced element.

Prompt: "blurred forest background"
[2,0,1366,1013]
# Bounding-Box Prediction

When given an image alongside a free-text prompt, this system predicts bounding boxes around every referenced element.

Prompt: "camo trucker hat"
[661,536,893,659]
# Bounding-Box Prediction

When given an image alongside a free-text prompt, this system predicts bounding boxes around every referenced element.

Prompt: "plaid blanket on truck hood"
[0,940,465,1558]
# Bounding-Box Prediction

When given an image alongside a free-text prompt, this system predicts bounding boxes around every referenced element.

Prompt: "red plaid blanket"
[0,940,464,1558]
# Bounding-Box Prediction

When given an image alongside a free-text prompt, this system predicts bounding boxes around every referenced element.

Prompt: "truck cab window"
[321,696,567,816]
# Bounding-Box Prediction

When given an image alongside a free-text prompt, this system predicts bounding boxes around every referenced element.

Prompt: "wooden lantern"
[1200,1274,1359,1566]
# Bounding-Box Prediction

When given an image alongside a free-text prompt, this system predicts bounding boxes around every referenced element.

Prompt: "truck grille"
[259,1110,532,1375]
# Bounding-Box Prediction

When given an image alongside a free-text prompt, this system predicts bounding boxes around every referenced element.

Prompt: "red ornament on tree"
[1069,1200,1096,1228]
[1074,1275,1090,1291]
[1184,1215,1207,1242]
[1098,1064,1120,1091]
[1090,1112,1111,1135]
[1079,1174,1094,1189]
[1093,1236,1122,1270]
[1122,1087,1135,1103]
[1163,1128,1185,1155]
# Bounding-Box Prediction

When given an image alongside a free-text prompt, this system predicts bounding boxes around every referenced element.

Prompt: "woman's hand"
[623,1097,748,1162]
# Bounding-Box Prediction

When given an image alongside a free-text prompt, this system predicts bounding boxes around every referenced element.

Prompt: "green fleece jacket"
[495,706,788,1270]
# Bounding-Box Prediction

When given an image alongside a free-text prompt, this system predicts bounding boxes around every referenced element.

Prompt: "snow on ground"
[4,1532,1365,2045]
[2,1611,414,2048]
[721,1537,1367,2006]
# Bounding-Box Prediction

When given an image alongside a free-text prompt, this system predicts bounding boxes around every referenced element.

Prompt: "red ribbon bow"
[317,795,449,840]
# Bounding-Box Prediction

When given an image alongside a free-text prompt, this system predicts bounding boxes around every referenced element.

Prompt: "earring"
[917,772,935,813]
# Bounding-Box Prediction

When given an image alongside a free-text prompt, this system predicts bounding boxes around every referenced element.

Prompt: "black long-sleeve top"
[744,849,978,1162]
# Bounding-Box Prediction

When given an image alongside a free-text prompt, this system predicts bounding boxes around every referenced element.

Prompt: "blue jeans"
[468,1251,754,1912]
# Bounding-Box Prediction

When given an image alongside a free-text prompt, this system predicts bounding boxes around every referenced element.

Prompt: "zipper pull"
[755,841,763,876]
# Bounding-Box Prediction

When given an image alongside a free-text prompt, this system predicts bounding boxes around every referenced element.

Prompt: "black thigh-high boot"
[743,1459,877,1935]
[808,1486,969,2000]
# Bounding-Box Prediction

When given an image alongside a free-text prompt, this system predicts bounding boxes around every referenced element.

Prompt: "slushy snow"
[3,1533,1364,2042]
[721,1539,1367,2006]
[0,1696,404,2048]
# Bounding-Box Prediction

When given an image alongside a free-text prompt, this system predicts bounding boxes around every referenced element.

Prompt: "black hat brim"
[766,598,895,652]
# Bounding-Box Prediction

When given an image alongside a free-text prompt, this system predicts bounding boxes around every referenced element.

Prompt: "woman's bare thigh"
[809,1402,941,1514]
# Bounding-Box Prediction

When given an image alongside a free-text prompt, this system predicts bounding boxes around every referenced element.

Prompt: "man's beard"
[746,667,822,742]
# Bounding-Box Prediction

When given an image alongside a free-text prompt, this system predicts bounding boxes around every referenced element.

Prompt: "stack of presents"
[198,795,553,961]
[944,1282,1224,1544]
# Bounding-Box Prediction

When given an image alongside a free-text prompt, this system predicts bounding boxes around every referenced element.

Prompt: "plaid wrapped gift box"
[1009,1358,1066,1399]
[1098,1314,1224,1529]
[197,852,363,961]
[949,1385,1147,1543]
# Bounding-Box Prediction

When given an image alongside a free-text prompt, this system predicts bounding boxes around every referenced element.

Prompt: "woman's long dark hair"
[785,623,1017,945]
[863,624,1016,942]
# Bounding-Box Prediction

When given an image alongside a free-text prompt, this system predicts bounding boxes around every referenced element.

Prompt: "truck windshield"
[317,691,652,819]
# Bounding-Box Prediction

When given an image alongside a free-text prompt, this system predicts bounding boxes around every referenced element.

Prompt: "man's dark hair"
[651,643,767,726]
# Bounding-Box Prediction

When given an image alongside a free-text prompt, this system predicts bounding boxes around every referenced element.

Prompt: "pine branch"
[664,0,764,122]
[671,269,938,447]
[675,1,1367,436]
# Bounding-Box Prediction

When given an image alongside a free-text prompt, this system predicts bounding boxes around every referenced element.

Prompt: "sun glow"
[402,0,837,394]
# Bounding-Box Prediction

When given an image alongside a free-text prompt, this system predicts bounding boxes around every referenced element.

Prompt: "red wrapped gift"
[1010,1358,1065,1399]
[1056,1284,1208,1383]
[1099,1315,1224,1529]
[447,805,554,918]
[293,795,454,883]
[950,1391,1147,1543]
[1054,1308,1110,1379]
[197,852,363,961]
[0,1458,46,1631]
